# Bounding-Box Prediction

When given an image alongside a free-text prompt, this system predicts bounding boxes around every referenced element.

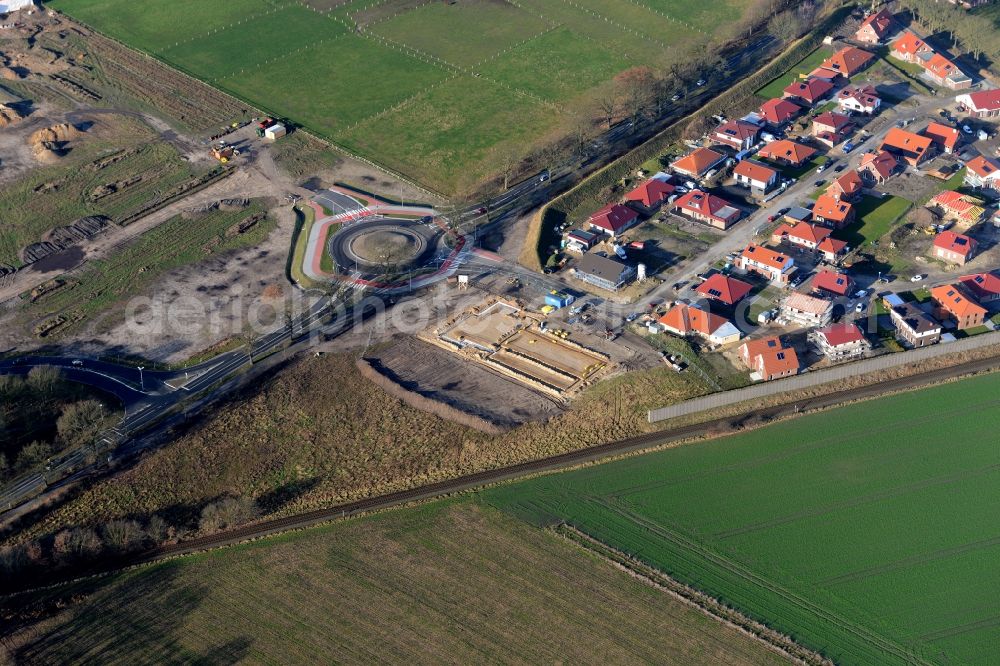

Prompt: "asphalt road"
[9,350,997,595]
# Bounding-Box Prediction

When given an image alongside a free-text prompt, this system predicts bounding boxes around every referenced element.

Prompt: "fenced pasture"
[51,0,756,194]
[486,371,1000,665]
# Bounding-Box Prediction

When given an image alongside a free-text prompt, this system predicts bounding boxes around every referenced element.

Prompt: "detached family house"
[574,253,635,291]
[781,292,834,327]
[931,283,987,329]
[821,46,875,78]
[711,120,760,152]
[658,302,741,346]
[588,203,639,237]
[674,190,742,229]
[858,150,900,184]
[758,139,817,168]
[933,230,978,265]
[811,322,870,361]
[771,221,847,263]
[922,122,960,154]
[956,89,1000,118]
[695,274,753,305]
[959,272,1000,305]
[759,98,802,127]
[837,84,881,115]
[783,77,834,106]
[879,127,933,166]
[813,193,855,229]
[964,156,1000,196]
[733,160,779,194]
[671,147,726,179]
[891,32,971,90]
[855,8,895,44]
[811,269,853,297]
[738,336,799,381]
[625,176,675,214]
[887,297,941,348]
[812,111,854,148]
[736,244,795,285]
[827,170,864,203]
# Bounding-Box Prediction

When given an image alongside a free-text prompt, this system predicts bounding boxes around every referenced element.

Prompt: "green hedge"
[531,4,856,266]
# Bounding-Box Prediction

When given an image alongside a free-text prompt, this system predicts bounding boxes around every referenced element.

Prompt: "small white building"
[264,123,287,140]
[810,322,871,360]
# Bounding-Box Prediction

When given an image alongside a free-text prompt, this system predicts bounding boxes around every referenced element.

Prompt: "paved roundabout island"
[299,186,468,291]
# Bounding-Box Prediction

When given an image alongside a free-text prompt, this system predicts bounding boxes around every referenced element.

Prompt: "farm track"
[5,353,1000,596]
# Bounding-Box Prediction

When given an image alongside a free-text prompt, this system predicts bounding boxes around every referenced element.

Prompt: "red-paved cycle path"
[300,186,467,291]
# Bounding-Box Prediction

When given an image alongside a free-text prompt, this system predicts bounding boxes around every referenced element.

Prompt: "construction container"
[544,291,575,309]
[264,123,287,140]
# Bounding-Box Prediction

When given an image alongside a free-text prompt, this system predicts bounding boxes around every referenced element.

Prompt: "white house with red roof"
[891,32,932,64]
[855,8,895,44]
[956,89,1000,118]
[922,122,961,154]
[673,190,742,229]
[810,322,870,360]
[933,230,978,265]
[759,98,802,127]
[837,84,881,115]
[588,203,639,237]
[711,120,760,151]
[732,160,779,194]
[624,175,675,213]
[964,155,1000,195]
[658,302,741,346]
[736,244,795,284]
[771,221,831,249]
[817,237,849,264]
[827,170,864,203]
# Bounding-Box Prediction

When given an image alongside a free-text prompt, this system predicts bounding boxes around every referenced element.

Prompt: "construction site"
[426,298,610,397]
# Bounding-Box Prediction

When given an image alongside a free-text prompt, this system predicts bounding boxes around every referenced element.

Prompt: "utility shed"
[264,123,287,140]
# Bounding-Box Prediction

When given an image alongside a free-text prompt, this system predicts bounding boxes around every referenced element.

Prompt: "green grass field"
[841,194,912,247]
[755,46,833,99]
[9,503,790,665]
[50,0,755,194]
[484,371,1000,665]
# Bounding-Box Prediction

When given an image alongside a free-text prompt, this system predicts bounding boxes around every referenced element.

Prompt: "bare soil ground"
[367,337,563,426]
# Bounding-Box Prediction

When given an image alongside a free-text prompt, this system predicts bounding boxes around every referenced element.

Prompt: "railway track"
[4,352,999,596]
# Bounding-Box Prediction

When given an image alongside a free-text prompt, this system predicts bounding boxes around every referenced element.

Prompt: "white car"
[910,274,925,282]
[856,302,866,313]
[854,289,868,299]
[695,79,706,87]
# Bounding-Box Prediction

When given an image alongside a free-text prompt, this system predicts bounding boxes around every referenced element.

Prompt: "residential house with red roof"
[927,190,987,228]
[855,8,895,44]
[587,203,639,237]
[837,84,881,115]
[658,302,741,346]
[933,230,978,265]
[931,283,987,329]
[759,98,802,126]
[827,170,864,202]
[811,269,853,297]
[955,89,1000,118]
[812,111,854,148]
[781,292,834,327]
[858,150,900,184]
[736,243,796,284]
[959,272,1000,304]
[811,322,870,360]
[782,77,834,106]
[624,176,675,213]
[821,46,875,77]
[771,221,831,249]
[673,190,742,229]
[738,336,798,381]
[813,193,855,229]
[891,32,932,64]
[732,160,779,194]
[964,155,1000,196]
[695,273,754,305]
[880,127,933,166]
[922,122,960,154]
[758,139,817,168]
[671,147,726,179]
[711,120,760,151]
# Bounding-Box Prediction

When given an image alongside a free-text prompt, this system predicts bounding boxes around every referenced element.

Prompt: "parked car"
[625,312,640,322]
[834,164,847,172]
[695,79,706,87]
[854,289,868,299]
[855,302,866,313]
[671,93,681,102]
[910,274,925,282]
[767,214,778,222]
[814,179,826,187]
[777,207,790,216]
[843,142,855,153]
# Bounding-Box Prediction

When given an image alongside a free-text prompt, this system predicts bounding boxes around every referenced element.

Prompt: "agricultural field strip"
[592,498,929,664]
[551,0,673,51]
[152,2,301,51]
[620,0,707,35]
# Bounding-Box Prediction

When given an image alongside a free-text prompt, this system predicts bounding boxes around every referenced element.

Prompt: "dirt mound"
[30,123,81,145]
[32,144,61,163]
[0,66,19,80]
[0,104,23,127]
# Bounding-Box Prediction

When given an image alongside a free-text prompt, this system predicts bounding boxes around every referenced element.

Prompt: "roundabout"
[298,186,468,291]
